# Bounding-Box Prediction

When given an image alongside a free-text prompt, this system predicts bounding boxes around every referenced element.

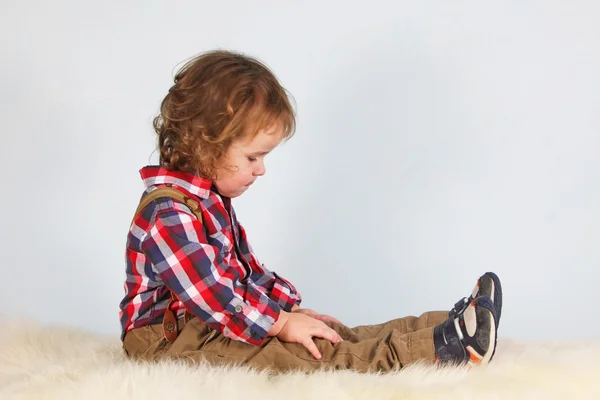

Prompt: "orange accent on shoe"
[469,350,482,364]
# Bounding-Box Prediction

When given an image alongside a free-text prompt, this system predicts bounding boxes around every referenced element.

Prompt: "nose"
[254,161,266,177]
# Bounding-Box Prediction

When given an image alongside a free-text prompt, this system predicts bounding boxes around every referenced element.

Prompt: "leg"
[328,271,504,368]
[339,311,449,342]
[123,272,503,372]
[335,271,505,343]
[123,317,437,374]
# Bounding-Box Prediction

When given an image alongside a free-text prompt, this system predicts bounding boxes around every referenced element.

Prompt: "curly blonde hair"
[153,50,296,179]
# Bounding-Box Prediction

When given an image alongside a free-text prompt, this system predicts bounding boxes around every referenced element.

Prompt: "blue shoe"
[435,296,498,366]
[450,272,503,327]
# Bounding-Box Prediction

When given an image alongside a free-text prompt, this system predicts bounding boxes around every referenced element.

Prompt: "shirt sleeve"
[235,222,302,311]
[268,268,303,311]
[141,204,280,345]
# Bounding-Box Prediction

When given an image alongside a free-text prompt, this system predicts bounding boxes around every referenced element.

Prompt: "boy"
[119,50,502,373]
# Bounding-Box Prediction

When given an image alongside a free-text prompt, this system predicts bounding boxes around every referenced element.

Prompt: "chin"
[223,187,248,198]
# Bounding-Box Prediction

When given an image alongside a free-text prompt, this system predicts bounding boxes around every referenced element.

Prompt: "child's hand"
[277,312,344,359]
[293,308,343,325]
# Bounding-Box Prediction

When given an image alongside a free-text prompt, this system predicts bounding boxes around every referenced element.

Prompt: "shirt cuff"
[223,297,280,345]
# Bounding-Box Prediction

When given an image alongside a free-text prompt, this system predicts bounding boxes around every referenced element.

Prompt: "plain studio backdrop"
[1,1,598,341]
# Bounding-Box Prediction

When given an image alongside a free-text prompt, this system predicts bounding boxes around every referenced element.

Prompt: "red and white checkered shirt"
[119,166,302,345]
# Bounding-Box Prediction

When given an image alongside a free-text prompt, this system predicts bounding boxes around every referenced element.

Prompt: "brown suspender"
[131,187,203,225]
[131,187,203,343]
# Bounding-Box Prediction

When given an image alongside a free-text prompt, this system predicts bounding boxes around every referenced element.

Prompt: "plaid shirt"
[119,166,302,345]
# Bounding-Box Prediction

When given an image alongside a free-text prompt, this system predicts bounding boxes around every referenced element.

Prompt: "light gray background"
[1,1,598,340]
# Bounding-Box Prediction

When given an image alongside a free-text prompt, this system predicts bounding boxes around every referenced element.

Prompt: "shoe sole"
[466,296,497,366]
[479,272,503,326]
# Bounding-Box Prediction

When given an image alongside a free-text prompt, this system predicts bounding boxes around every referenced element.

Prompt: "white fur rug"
[1,320,599,400]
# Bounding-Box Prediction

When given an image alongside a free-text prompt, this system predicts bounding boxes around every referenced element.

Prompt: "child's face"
[213,126,283,198]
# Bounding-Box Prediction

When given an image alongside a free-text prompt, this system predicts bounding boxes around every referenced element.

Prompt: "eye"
[247,157,257,162]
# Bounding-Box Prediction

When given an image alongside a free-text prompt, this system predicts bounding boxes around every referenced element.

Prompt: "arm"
[236,222,302,311]
[142,206,281,346]
[270,272,339,324]
[270,272,302,311]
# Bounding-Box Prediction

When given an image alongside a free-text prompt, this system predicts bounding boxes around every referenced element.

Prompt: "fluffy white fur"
[1,319,599,400]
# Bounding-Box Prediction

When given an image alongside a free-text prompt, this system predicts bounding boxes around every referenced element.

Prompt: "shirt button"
[234,305,243,313]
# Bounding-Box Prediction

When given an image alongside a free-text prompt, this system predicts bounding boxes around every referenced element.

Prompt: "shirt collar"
[139,165,213,199]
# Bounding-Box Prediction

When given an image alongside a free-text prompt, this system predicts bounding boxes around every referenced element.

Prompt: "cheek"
[223,166,250,187]
[238,163,253,177]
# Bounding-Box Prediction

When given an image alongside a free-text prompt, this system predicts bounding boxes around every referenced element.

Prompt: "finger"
[316,322,343,342]
[316,314,343,325]
[334,331,344,343]
[326,327,344,343]
[302,338,321,359]
[313,327,343,344]
[313,321,344,344]
[314,318,331,328]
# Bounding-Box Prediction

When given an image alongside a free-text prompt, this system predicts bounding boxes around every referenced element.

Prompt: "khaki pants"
[123,311,448,374]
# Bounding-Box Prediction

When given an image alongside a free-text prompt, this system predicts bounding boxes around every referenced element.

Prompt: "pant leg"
[340,310,449,341]
[123,316,439,374]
